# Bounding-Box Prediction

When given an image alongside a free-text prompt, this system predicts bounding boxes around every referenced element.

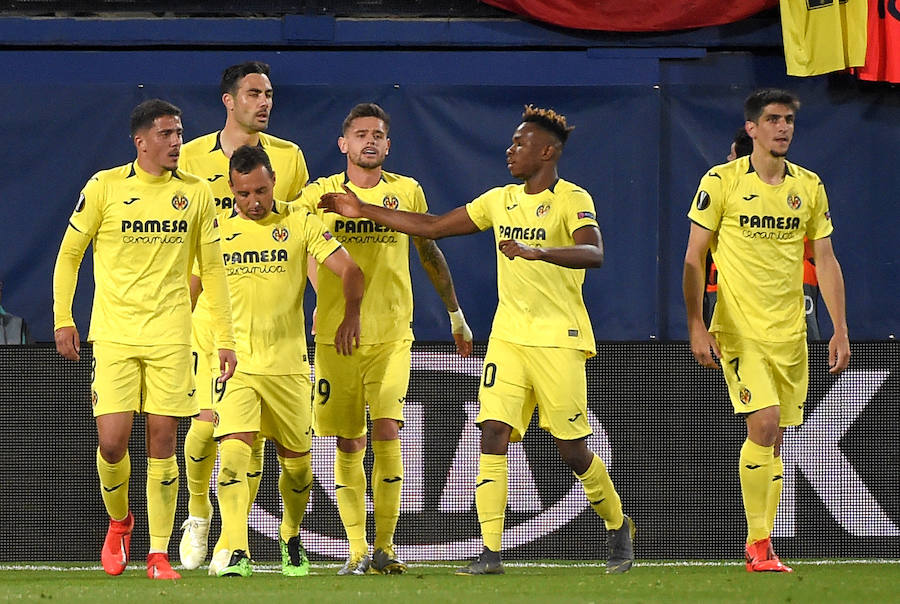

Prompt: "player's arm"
[197,238,237,381]
[412,237,473,357]
[683,222,720,368]
[320,247,363,356]
[52,226,92,361]
[497,224,604,269]
[189,274,202,311]
[811,236,850,374]
[319,185,480,239]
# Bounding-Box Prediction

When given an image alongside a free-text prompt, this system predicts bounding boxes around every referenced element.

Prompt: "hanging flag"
[480,0,778,32]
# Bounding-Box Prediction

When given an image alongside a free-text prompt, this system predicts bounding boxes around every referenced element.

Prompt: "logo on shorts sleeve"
[696,190,711,211]
[91,389,98,408]
[576,211,595,220]
[787,193,802,210]
[322,231,333,241]
[383,194,399,209]
[272,226,289,242]
[75,192,86,213]
[739,386,752,406]
[172,192,189,210]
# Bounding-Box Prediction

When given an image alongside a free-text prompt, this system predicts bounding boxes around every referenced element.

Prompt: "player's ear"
[337,136,348,154]
[222,92,233,111]
[385,137,391,156]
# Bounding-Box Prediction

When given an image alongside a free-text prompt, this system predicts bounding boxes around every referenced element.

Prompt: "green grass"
[1,561,899,603]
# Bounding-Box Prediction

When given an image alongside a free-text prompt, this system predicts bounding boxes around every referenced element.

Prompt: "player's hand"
[319,185,364,218]
[449,307,473,357]
[54,326,81,361]
[217,348,237,382]
[828,332,850,374]
[498,239,541,261]
[688,325,720,369]
[335,315,361,356]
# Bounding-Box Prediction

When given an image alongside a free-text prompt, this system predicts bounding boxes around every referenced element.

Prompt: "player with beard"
[683,89,850,572]
[317,105,635,575]
[178,61,310,573]
[297,102,473,575]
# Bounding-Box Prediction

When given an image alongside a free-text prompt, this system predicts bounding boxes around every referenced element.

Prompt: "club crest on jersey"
[696,190,711,210]
[383,195,399,210]
[272,226,289,242]
[213,411,220,427]
[75,192,86,213]
[739,387,752,405]
[91,389,98,408]
[171,193,189,211]
[536,204,551,218]
[787,193,802,210]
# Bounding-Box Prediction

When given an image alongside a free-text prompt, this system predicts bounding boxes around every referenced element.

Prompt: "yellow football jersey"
[60,161,231,346]
[183,130,309,355]
[688,156,834,341]
[780,0,867,76]
[465,178,599,354]
[180,131,309,212]
[217,200,341,375]
[297,171,426,345]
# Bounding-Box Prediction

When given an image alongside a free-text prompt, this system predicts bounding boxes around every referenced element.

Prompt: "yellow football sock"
[246,434,265,514]
[576,454,624,531]
[146,455,179,552]
[183,418,216,519]
[278,454,313,543]
[335,448,368,557]
[372,439,403,551]
[218,439,252,553]
[739,438,775,543]
[475,453,508,552]
[97,448,130,521]
[767,455,785,534]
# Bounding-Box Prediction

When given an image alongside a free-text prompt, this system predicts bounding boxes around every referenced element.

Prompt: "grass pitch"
[1,560,898,603]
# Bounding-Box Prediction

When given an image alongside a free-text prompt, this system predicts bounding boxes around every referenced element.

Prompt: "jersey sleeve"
[563,187,599,235]
[285,147,310,201]
[686,170,726,231]
[301,210,343,264]
[411,182,428,214]
[197,183,221,245]
[465,189,497,232]
[68,173,105,237]
[806,179,835,240]
[294,179,323,214]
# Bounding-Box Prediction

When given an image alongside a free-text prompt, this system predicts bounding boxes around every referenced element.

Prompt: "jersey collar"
[130,161,178,184]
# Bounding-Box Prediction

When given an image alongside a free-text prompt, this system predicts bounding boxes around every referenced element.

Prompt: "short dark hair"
[229,145,273,180]
[129,99,181,137]
[732,127,753,158]
[342,103,390,135]
[522,105,575,145]
[221,61,271,96]
[744,88,800,123]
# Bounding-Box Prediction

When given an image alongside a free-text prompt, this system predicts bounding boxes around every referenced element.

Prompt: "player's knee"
[97,440,129,464]
[337,435,367,453]
[371,418,400,441]
[555,439,592,474]
[480,420,512,454]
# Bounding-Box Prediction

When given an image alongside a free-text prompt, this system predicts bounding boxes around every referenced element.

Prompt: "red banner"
[480,0,778,32]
